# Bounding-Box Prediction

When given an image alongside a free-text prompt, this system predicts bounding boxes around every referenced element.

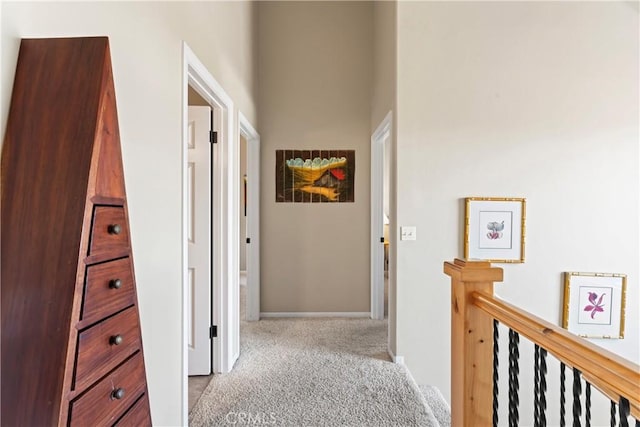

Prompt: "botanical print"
[486,221,504,240]
[478,211,513,250]
[578,286,612,326]
[583,292,605,319]
[276,150,355,203]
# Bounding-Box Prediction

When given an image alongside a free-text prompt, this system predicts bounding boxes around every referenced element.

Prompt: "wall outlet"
[400,226,417,241]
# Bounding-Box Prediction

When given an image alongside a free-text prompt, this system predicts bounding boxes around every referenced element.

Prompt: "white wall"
[1,2,257,425]
[396,2,639,421]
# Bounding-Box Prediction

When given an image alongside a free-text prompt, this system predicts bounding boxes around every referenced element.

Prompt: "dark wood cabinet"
[1,37,151,426]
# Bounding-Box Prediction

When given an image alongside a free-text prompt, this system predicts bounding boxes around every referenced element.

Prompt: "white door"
[188,105,212,375]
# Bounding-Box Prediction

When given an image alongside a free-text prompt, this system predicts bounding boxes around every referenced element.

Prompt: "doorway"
[185,90,214,412]
[239,113,260,321]
[371,112,392,321]
[239,135,248,320]
[182,42,240,423]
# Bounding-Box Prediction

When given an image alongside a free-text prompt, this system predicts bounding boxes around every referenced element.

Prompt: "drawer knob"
[111,388,125,400]
[108,224,122,235]
[110,334,123,346]
[109,279,122,289]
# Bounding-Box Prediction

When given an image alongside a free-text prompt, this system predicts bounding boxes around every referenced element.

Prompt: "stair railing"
[444,258,639,427]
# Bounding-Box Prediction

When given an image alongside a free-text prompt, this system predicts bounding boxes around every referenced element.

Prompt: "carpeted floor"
[189,312,446,426]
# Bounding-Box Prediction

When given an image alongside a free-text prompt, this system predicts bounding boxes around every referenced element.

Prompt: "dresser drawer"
[70,352,146,426]
[82,258,135,325]
[89,206,129,258]
[113,394,152,427]
[74,307,141,391]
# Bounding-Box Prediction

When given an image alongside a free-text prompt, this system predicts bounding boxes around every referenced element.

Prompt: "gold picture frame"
[464,197,526,263]
[562,272,627,339]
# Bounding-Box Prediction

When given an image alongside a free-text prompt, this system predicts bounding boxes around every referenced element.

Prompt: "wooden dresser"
[1,37,152,426]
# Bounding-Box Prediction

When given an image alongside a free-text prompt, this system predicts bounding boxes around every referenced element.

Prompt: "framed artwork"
[464,197,526,263]
[562,272,627,339]
[275,150,355,203]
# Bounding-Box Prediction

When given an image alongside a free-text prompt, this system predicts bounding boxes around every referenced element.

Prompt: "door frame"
[239,112,260,321]
[181,42,239,423]
[370,111,392,320]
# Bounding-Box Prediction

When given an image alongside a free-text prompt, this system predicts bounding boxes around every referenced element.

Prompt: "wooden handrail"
[444,258,640,425]
[473,291,640,420]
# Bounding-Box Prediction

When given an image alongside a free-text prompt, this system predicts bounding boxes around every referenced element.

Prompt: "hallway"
[188,303,447,426]
[189,279,449,426]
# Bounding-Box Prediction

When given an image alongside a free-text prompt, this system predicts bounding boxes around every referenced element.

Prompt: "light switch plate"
[400,226,417,241]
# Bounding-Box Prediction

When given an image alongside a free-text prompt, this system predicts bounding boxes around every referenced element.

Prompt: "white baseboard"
[388,345,404,364]
[259,312,370,318]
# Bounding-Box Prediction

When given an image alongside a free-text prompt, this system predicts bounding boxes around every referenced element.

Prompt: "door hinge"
[210,131,218,144]
[246,237,251,244]
[210,325,217,338]
[380,237,385,243]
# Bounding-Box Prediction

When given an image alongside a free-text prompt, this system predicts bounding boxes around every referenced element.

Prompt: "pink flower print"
[486,221,504,240]
[583,292,605,319]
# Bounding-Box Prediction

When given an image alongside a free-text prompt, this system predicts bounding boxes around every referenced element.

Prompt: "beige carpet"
[189,315,441,426]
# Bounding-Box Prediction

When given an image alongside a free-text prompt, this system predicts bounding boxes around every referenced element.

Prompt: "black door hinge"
[246,238,251,244]
[210,131,218,144]
[380,237,385,243]
[210,325,217,338]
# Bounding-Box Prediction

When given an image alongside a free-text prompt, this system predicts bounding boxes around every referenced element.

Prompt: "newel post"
[444,259,503,427]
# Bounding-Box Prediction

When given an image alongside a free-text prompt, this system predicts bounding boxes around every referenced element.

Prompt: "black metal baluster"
[610,401,616,427]
[585,382,591,427]
[573,368,582,427]
[493,319,499,427]
[560,363,566,427]
[508,329,520,427]
[619,397,630,427]
[534,345,540,427]
[539,348,548,427]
